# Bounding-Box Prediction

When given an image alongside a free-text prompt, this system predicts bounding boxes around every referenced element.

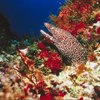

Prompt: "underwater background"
[0,0,100,99]
[0,0,65,37]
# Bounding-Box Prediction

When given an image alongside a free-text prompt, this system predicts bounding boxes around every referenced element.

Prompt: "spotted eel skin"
[40,23,86,64]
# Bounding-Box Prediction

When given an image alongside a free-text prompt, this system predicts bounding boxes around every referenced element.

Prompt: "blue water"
[0,0,65,37]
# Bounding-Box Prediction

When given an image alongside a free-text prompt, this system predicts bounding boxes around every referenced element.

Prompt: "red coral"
[24,84,33,95]
[96,13,100,21]
[35,82,45,91]
[40,93,54,100]
[37,43,62,74]
[59,8,69,18]
[57,91,66,97]
[70,2,79,10]
[38,50,49,59]
[27,60,34,67]
[71,29,78,36]
[71,22,85,36]
[45,52,62,74]
[61,24,67,30]
[79,3,91,13]
[79,97,84,100]
[38,41,47,50]
[97,27,100,34]
[75,22,85,30]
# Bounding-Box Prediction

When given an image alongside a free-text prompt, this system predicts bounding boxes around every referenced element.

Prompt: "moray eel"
[40,23,87,64]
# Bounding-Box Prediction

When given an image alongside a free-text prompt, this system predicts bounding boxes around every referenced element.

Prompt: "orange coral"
[17,49,44,85]
[76,64,87,75]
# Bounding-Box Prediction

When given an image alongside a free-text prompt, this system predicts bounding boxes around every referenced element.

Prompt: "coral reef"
[0,0,100,99]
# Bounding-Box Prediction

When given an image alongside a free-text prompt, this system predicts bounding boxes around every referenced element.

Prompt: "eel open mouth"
[40,23,57,43]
